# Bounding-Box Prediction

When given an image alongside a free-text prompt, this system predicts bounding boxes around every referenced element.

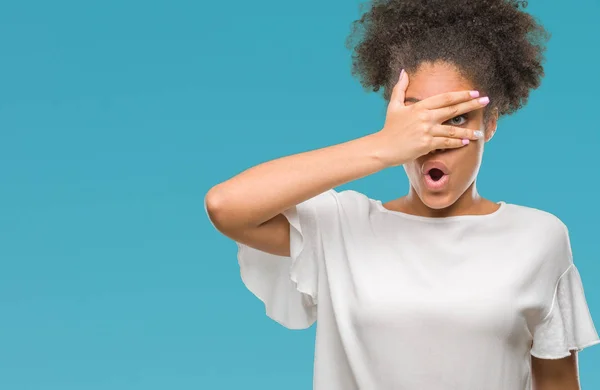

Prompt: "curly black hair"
[345,0,550,120]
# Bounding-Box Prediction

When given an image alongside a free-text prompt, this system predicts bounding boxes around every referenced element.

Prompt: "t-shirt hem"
[529,338,600,360]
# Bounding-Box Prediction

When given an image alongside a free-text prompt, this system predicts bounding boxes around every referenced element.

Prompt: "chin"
[418,190,458,210]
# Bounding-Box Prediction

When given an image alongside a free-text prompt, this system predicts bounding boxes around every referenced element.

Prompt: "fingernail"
[474,130,484,138]
[470,91,480,98]
[479,96,490,105]
[399,69,405,81]
[462,139,470,145]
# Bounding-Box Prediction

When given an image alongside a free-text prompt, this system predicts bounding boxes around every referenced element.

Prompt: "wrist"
[361,132,396,169]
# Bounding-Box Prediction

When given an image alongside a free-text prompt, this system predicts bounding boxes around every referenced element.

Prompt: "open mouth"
[428,168,445,182]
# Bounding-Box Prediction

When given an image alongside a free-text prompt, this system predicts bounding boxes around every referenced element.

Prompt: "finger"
[431,125,484,140]
[430,137,471,150]
[417,90,481,110]
[389,69,409,106]
[430,96,490,122]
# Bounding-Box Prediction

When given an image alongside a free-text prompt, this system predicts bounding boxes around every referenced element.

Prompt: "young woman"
[204,0,599,388]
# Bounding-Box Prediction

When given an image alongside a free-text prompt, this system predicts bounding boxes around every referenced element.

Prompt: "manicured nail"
[479,96,490,105]
[470,91,480,98]
[462,139,470,145]
[474,130,484,138]
[399,69,405,81]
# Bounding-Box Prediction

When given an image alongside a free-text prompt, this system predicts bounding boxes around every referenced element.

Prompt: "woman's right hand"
[374,69,491,168]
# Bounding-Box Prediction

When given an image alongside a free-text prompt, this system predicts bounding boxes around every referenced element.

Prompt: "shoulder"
[333,189,380,216]
[334,188,373,205]
[305,188,376,222]
[309,188,373,208]
[504,202,569,238]
[296,188,369,216]
[503,202,573,271]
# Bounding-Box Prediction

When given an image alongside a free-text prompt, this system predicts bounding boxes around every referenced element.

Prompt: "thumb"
[389,69,409,106]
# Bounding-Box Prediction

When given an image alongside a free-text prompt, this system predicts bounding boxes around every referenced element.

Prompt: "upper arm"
[531,353,580,390]
[206,200,292,258]
[231,213,291,257]
[204,189,341,329]
[204,186,292,257]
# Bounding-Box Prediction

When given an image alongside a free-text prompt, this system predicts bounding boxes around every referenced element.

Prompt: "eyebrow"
[404,97,421,103]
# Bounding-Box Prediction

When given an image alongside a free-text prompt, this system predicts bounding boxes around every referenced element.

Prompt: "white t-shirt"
[225,189,600,390]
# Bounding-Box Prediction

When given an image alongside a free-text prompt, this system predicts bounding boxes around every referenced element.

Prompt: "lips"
[422,161,450,176]
[422,160,450,192]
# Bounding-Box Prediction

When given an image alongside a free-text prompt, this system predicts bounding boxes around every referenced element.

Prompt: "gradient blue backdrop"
[0,0,598,389]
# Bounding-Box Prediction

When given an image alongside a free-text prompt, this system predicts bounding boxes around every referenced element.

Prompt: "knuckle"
[448,127,456,137]
[421,134,432,147]
[444,138,452,147]
[443,94,454,106]
[417,110,430,122]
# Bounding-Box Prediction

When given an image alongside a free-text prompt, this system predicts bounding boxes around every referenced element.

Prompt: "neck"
[401,181,494,218]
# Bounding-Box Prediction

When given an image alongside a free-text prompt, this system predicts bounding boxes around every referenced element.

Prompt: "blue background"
[0,0,598,389]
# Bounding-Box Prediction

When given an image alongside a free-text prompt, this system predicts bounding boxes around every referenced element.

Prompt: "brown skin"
[532,353,581,390]
[383,61,501,217]
[385,61,582,388]
[206,60,583,389]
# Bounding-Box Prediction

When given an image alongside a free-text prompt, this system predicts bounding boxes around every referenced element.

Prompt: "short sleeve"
[233,189,336,330]
[530,264,600,359]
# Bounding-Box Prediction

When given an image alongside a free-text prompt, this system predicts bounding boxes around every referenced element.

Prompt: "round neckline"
[372,198,508,223]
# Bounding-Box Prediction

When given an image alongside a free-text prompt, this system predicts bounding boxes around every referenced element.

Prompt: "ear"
[485,107,499,142]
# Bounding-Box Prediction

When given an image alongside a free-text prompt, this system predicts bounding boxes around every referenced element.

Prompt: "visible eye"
[445,115,468,126]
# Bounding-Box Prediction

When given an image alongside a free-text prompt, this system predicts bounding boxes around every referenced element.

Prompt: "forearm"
[205,132,388,230]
